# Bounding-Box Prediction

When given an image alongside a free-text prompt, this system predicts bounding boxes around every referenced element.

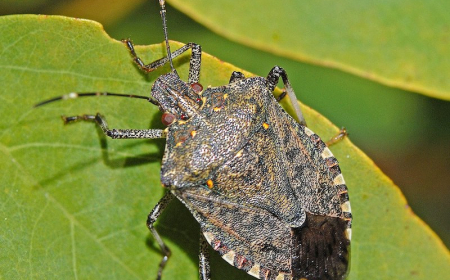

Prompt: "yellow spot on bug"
[207,179,214,189]
[213,107,221,112]
[223,93,228,99]
[175,142,182,147]
[263,122,269,130]
[190,130,197,138]
[236,149,243,158]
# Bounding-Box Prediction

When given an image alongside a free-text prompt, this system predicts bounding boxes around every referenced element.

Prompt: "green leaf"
[168,0,450,101]
[0,15,449,280]
[48,0,145,26]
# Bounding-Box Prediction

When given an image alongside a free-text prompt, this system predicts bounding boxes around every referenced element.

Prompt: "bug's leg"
[199,234,211,280]
[275,90,287,102]
[62,113,166,139]
[266,66,306,126]
[123,40,202,84]
[229,71,245,83]
[325,128,348,146]
[147,192,174,280]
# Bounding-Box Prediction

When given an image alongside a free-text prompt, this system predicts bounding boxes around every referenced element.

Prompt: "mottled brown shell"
[163,77,351,280]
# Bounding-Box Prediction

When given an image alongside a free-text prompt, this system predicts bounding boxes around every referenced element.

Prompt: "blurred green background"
[1,0,449,247]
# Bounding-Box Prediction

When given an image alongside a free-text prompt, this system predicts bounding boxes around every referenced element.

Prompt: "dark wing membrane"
[174,187,293,278]
[291,213,350,280]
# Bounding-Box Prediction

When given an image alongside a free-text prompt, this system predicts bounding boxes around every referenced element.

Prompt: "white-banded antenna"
[159,0,176,73]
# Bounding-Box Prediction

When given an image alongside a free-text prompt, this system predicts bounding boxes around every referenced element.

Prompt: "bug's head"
[149,0,204,125]
[151,71,203,125]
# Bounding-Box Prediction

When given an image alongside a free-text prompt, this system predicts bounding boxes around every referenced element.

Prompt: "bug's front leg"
[147,192,174,280]
[123,40,202,85]
[62,113,166,139]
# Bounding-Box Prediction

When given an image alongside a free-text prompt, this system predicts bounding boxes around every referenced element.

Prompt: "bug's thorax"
[159,78,270,189]
[151,71,203,121]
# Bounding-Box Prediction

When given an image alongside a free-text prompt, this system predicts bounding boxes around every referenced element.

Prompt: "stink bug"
[36,1,352,279]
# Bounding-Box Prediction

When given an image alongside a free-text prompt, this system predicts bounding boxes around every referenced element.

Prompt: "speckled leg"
[325,128,348,146]
[147,192,175,280]
[266,66,306,126]
[62,113,165,139]
[123,40,202,84]
[199,234,211,280]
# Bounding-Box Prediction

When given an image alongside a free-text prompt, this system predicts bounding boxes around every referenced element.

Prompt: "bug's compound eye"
[161,112,176,126]
[180,113,189,121]
[190,82,203,94]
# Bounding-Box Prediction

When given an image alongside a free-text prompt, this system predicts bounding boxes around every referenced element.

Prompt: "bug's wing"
[175,187,350,280]
[174,187,292,278]
[265,95,352,279]
[195,82,351,229]
[210,116,308,228]
[183,94,351,279]
[197,96,350,228]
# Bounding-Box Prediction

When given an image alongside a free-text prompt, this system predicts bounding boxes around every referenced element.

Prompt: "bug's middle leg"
[266,66,306,126]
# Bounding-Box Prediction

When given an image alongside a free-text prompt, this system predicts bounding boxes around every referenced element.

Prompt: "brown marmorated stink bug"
[36,1,352,279]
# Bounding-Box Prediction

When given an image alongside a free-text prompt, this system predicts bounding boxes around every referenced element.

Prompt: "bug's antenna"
[159,0,176,73]
[33,92,158,108]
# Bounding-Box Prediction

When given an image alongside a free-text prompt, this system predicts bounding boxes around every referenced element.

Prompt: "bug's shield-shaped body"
[156,73,352,280]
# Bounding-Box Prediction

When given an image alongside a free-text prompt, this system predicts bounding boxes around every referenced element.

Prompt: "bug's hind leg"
[147,192,175,280]
[199,234,211,280]
[266,66,306,126]
[325,128,348,146]
[62,113,165,139]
